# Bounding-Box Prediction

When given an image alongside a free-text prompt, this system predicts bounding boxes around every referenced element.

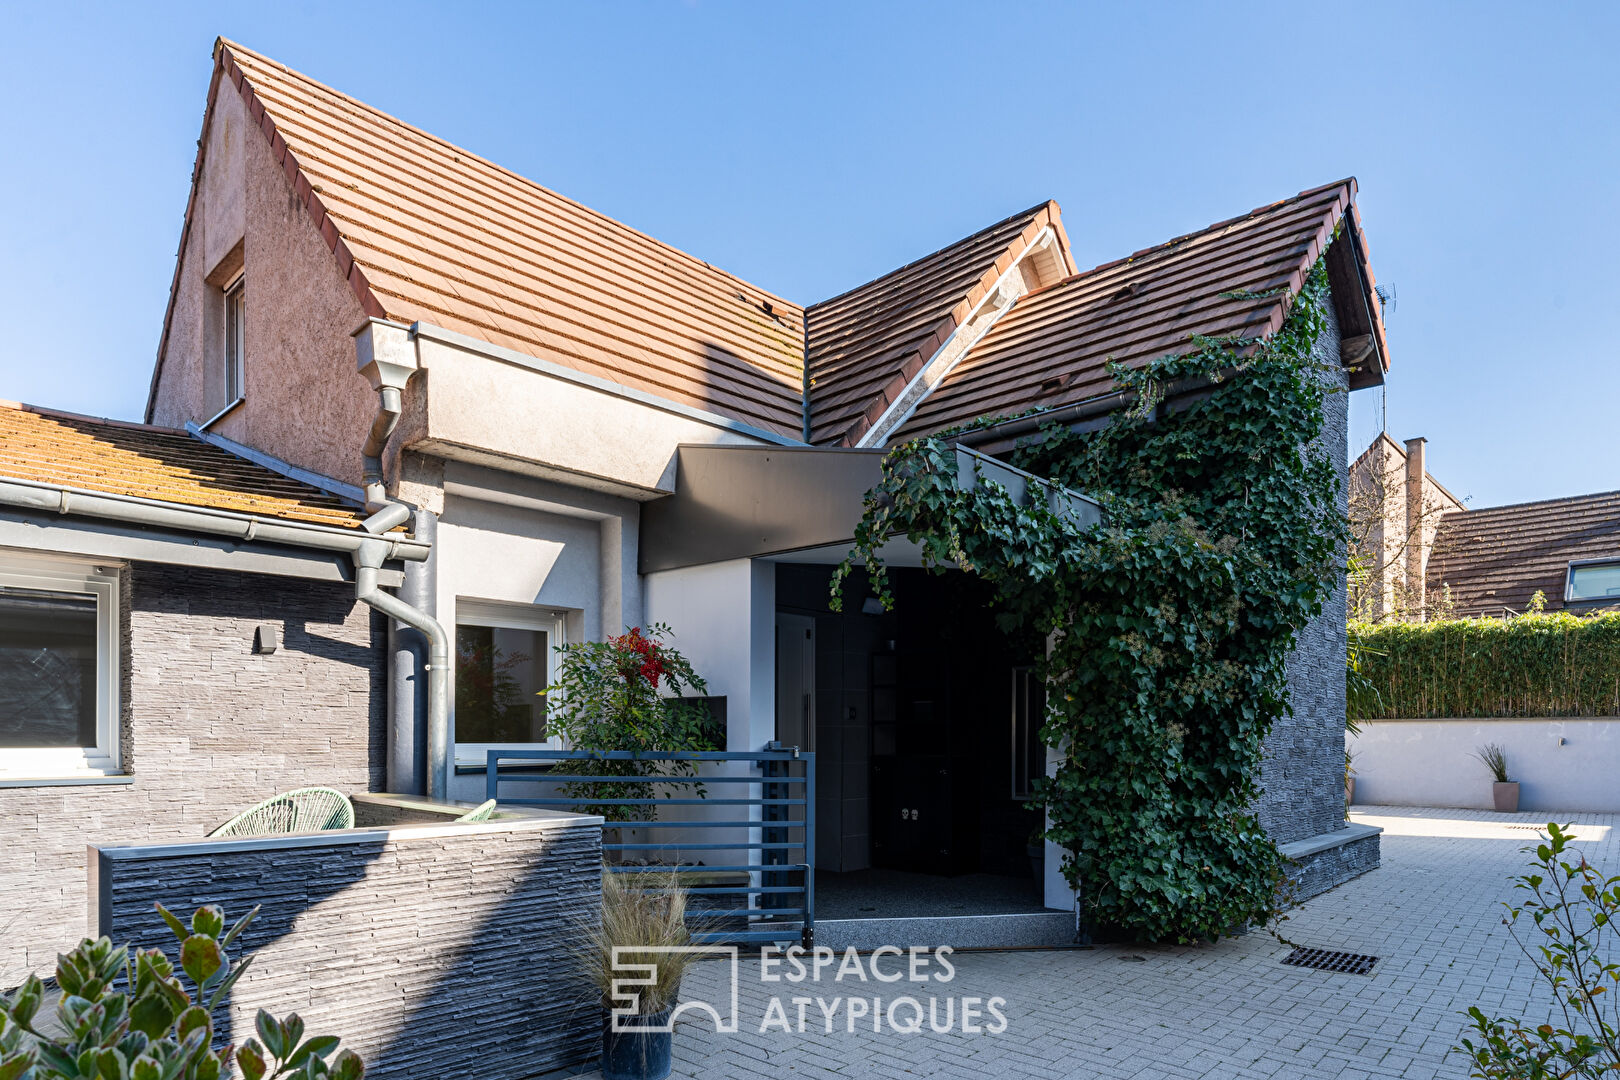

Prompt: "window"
[223,275,245,405]
[453,601,565,765]
[0,555,120,777]
[1010,666,1046,800]
[1568,560,1620,604]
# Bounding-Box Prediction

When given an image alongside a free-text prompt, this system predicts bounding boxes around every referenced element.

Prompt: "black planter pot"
[601,1007,674,1080]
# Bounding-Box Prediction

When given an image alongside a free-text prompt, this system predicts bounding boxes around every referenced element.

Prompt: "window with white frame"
[0,555,120,777]
[1568,560,1620,604]
[453,600,566,766]
[223,274,245,405]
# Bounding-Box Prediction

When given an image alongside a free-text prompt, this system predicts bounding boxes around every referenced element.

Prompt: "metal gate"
[485,746,814,946]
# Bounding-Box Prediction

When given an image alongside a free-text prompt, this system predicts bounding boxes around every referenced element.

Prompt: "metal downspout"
[389,508,435,794]
[353,317,451,799]
[355,534,450,798]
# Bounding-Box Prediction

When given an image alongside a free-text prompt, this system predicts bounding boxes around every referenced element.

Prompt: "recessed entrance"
[774,563,1053,924]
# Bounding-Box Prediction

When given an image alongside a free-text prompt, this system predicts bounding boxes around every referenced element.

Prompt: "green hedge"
[1349,612,1620,719]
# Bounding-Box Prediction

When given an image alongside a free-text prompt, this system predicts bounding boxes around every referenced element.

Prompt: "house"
[0,401,418,975]
[1350,433,1620,618]
[1348,433,1467,618]
[2,36,1390,967]
[1427,492,1620,617]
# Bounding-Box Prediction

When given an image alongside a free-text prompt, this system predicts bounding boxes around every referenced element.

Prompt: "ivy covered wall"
[836,258,1364,943]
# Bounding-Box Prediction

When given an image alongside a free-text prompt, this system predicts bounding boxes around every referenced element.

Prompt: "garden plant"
[1458,823,1620,1078]
[546,624,715,821]
[0,903,361,1080]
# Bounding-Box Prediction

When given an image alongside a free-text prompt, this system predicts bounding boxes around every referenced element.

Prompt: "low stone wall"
[92,806,602,1080]
[1281,823,1382,901]
[1350,718,1620,812]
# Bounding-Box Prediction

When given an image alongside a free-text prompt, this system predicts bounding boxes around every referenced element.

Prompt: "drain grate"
[1281,947,1378,975]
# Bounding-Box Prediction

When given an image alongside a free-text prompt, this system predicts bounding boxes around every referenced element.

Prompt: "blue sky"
[1,1,1613,509]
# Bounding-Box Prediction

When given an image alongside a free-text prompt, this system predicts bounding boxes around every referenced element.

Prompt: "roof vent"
[1039,373,1073,396]
[1110,281,1143,303]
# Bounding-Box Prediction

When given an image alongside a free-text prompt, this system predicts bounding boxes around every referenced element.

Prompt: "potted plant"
[580,870,705,1080]
[1473,742,1519,813]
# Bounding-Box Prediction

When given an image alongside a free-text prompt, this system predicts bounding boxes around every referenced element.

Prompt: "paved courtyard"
[577,806,1618,1079]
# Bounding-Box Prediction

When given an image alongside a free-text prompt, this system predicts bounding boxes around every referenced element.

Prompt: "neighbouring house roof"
[1427,491,1620,616]
[0,401,369,530]
[157,39,808,438]
[893,179,1388,442]
[802,202,1074,446]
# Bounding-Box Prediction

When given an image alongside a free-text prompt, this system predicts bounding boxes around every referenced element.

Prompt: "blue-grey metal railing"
[485,746,814,946]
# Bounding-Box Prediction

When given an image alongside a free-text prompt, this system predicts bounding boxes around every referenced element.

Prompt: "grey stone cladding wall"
[0,563,384,980]
[94,816,602,1079]
[1286,832,1381,901]
[1253,303,1358,849]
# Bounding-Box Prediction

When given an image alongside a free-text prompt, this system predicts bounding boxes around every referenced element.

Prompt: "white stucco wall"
[642,559,777,863]
[1350,718,1620,812]
[408,333,779,497]
[435,467,643,802]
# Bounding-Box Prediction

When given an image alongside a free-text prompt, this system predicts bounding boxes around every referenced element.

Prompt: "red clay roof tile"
[1428,492,1620,617]
[209,39,808,439]
[893,180,1383,441]
[803,201,1073,445]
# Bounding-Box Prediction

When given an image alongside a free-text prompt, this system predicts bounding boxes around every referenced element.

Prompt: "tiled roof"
[0,402,367,530]
[201,39,807,439]
[894,179,1382,441]
[803,202,1072,446]
[1428,492,1620,617]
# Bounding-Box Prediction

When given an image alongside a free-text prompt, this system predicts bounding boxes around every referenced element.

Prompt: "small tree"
[546,624,715,821]
[1457,823,1620,1077]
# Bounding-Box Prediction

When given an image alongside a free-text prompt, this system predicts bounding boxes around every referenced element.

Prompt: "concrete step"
[814,910,1077,951]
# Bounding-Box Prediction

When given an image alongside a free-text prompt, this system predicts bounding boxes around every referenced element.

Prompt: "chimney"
[1404,437,1427,619]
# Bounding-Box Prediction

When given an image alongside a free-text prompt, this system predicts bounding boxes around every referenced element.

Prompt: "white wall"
[1351,718,1620,812]
[435,474,642,802]
[644,558,775,753]
[643,558,777,865]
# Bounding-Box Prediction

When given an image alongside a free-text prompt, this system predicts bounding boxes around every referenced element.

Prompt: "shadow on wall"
[373,841,602,1076]
[95,815,602,1078]
[95,839,386,1051]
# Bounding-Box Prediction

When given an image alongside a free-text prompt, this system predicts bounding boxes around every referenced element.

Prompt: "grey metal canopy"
[639,443,1101,575]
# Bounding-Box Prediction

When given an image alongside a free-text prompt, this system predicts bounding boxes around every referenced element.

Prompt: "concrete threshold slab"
[816,910,1077,951]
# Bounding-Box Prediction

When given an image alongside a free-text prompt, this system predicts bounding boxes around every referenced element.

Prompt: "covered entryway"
[640,442,1101,947]
[774,562,1069,945]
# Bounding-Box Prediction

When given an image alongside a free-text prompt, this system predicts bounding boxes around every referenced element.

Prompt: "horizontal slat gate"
[486,747,814,946]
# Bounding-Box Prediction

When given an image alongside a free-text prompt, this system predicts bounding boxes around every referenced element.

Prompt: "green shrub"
[1456,823,1620,1077]
[832,259,1341,943]
[1348,612,1620,720]
[546,624,715,820]
[0,903,362,1080]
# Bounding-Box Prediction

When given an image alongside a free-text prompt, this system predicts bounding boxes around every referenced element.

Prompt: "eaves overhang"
[639,444,1101,575]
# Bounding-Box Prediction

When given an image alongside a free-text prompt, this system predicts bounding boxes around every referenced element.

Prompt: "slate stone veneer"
[0,563,384,978]
[93,812,602,1079]
[1252,303,1380,897]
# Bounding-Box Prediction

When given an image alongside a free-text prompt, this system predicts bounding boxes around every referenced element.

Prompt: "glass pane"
[1570,563,1620,601]
[0,586,97,748]
[455,624,548,743]
[224,283,244,402]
